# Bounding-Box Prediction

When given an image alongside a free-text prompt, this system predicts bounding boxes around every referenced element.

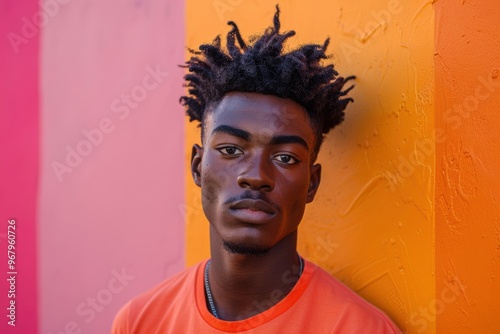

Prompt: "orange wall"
[435,1,500,333]
[185,1,436,332]
[296,1,435,331]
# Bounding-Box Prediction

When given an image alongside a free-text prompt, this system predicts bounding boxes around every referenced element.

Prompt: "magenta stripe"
[0,1,40,334]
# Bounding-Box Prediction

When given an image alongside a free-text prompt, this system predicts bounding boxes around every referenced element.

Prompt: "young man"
[112,6,401,333]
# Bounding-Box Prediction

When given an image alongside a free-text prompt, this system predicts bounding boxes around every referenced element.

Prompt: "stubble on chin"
[222,240,270,257]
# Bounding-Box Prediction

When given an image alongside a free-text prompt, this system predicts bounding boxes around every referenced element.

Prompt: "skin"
[191,92,322,321]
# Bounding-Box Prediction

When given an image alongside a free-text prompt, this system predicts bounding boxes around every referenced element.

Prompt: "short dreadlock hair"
[180,5,355,159]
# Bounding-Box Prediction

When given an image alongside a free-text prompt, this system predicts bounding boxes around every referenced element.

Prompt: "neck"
[206,227,302,321]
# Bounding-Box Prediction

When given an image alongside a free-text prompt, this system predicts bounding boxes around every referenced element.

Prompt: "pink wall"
[0,1,39,333]
[37,1,186,333]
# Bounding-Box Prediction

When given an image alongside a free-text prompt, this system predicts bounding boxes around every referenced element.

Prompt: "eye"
[274,154,298,165]
[218,146,243,156]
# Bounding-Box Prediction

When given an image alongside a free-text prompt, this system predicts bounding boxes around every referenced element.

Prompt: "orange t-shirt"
[112,259,401,333]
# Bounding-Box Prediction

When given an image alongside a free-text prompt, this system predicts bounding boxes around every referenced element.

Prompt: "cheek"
[200,163,233,207]
[201,181,217,205]
[200,156,239,196]
[289,195,307,220]
[200,174,219,225]
[281,173,310,216]
[201,171,222,206]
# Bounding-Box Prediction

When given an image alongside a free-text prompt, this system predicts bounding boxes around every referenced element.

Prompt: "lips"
[228,199,277,223]
[229,199,276,214]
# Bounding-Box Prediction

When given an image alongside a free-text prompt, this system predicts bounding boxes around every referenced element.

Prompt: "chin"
[222,240,271,256]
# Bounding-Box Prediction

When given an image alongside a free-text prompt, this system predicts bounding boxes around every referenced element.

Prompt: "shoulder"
[131,261,200,307]
[304,261,401,333]
[111,261,204,334]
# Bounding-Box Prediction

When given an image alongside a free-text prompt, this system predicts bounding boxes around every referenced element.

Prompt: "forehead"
[204,92,314,144]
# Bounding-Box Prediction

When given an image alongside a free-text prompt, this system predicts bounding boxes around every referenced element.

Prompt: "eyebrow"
[211,125,309,151]
[211,125,251,141]
[270,135,309,150]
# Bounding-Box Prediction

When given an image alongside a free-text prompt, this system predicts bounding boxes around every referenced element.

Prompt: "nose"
[237,152,275,191]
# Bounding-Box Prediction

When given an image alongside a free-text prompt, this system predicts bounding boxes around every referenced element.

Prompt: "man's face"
[191,92,321,254]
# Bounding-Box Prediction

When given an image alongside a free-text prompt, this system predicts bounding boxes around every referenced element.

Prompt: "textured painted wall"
[184,1,436,333]
[435,1,500,333]
[38,1,186,333]
[3,0,497,332]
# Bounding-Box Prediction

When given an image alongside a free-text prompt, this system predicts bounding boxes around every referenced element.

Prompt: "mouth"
[228,199,276,224]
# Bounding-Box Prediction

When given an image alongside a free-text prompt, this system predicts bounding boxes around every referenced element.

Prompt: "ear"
[306,163,321,203]
[191,144,203,187]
